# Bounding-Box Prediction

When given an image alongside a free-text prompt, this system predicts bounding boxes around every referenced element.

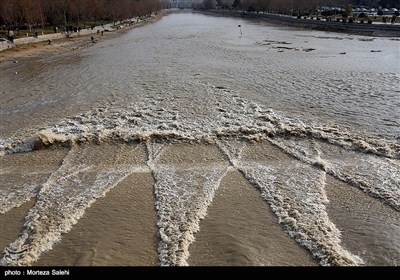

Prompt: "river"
[0,11,399,266]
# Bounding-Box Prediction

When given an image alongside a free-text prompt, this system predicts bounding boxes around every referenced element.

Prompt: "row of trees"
[201,0,399,12]
[0,0,161,31]
[235,1,353,13]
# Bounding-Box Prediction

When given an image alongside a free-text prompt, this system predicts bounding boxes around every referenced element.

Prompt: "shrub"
[368,19,372,24]
[321,10,333,16]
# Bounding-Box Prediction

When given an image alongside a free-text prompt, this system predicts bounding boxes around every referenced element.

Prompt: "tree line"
[202,0,399,12]
[0,0,161,31]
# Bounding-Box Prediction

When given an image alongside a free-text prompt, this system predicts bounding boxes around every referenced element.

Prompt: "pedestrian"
[8,30,14,43]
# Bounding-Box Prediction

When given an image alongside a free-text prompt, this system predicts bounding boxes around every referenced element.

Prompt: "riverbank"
[197,9,400,37]
[0,10,169,64]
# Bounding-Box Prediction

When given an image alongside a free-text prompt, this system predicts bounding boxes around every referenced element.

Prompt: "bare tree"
[19,0,42,31]
[0,0,23,29]
[0,1,163,30]
[204,0,217,9]
[218,0,234,8]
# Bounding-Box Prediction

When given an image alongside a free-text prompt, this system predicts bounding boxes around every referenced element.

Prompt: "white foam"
[147,142,229,266]
[0,179,39,215]
[270,138,400,211]
[1,87,398,160]
[217,140,364,266]
[1,147,148,266]
[1,85,397,266]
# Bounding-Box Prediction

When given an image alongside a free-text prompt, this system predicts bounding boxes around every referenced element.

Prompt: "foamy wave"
[269,138,400,211]
[1,86,398,266]
[1,88,398,160]
[147,142,228,266]
[1,180,39,215]
[1,147,147,266]
[217,140,364,266]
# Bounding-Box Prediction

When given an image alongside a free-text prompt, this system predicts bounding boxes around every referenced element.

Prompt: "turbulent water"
[0,12,399,266]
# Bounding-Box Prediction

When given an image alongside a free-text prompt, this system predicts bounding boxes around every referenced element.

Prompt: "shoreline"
[0,11,168,64]
[196,9,400,37]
